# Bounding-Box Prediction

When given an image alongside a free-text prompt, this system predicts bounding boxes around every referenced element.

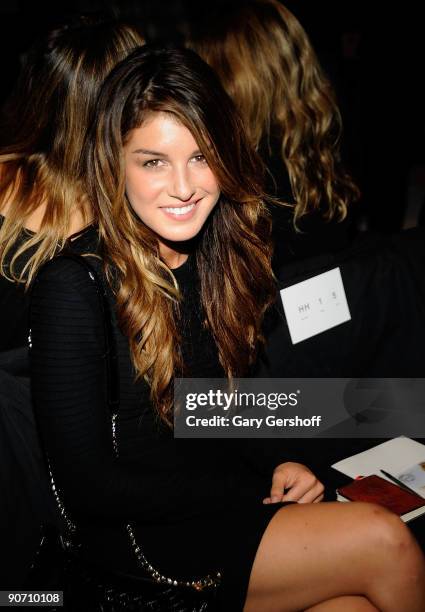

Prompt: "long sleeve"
[30,258,229,525]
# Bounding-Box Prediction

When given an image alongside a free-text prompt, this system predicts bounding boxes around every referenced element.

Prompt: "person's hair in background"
[187,0,359,229]
[85,45,275,422]
[0,14,144,286]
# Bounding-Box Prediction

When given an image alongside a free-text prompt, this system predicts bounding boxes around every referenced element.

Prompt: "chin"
[160,223,207,244]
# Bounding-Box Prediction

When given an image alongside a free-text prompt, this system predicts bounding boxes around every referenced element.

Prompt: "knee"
[360,503,420,562]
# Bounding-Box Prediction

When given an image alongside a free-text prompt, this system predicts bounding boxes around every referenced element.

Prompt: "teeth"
[164,203,196,215]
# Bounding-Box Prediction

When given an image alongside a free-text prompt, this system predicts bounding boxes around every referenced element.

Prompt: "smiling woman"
[28,45,425,612]
[124,112,220,266]
[83,44,277,422]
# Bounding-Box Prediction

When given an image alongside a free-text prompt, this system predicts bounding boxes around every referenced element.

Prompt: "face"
[124,112,220,267]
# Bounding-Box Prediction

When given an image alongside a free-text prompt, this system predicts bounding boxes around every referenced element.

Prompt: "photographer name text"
[186,415,322,428]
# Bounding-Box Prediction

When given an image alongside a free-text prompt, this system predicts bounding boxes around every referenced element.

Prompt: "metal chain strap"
[126,524,221,592]
[48,462,77,539]
[110,413,221,592]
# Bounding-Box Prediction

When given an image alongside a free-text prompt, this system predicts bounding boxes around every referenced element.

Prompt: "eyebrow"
[131,148,204,157]
[132,148,167,156]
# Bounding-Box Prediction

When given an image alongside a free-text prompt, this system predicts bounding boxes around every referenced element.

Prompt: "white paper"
[280,267,351,344]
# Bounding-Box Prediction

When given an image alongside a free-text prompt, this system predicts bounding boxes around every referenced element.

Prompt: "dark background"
[1,0,424,233]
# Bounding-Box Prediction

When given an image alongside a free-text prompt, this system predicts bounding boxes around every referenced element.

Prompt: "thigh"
[243,500,403,612]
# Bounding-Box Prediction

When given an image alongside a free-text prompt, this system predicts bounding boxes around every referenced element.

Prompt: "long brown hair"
[0,15,143,285]
[187,0,359,223]
[85,45,276,423]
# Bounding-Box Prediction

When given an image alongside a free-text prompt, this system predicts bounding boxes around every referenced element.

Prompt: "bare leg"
[305,595,379,611]
[243,501,425,612]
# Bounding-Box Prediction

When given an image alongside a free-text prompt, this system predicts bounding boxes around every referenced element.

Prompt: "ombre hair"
[187,0,359,223]
[0,15,143,285]
[85,45,275,423]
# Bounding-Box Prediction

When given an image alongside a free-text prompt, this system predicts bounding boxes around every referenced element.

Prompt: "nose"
[169,166,196,201]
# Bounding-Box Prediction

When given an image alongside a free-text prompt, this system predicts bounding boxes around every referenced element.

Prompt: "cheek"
[203,170,220,198]
[125,169,158,205]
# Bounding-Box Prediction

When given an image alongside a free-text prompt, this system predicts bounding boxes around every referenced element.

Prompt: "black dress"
[0,215,100,587]
[29,229,295,611]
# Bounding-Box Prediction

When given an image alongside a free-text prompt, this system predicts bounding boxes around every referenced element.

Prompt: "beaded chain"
[126,524,221,592]
[48,461,77,541]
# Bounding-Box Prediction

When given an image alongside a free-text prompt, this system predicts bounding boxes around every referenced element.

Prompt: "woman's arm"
[30,257,225,524]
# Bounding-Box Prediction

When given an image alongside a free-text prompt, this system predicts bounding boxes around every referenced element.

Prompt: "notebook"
[337,475,425,523]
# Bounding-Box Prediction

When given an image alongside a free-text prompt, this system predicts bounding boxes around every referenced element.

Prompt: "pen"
[380,469,421,496]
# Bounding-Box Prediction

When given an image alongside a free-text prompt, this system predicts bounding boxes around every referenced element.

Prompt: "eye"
[190,154,208,165]
[143,159,166,168]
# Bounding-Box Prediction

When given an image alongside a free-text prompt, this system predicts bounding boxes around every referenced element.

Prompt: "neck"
[159,245,189,269]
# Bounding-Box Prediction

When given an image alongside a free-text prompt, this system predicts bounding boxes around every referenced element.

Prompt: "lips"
[159,198,201,219]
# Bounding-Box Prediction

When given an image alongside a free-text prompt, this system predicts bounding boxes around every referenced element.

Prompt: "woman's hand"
[263,462,324,504]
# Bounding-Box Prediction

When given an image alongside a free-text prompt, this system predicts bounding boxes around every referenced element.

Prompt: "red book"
[337,475,425,517]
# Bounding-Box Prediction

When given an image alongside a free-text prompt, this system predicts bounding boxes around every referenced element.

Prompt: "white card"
[280,267,351,344]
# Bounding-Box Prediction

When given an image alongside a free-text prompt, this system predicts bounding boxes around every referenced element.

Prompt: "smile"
[163,202,196,215]
[160,199,201,221]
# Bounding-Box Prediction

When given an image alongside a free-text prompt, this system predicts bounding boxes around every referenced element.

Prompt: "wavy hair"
[187,0,359,223]
[85,45,276,423]
[0,15,143,285]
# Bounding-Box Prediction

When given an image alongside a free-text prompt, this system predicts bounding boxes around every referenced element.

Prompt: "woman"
[0,15,143,586]
[186,0,359,273]
[30,46,425,611]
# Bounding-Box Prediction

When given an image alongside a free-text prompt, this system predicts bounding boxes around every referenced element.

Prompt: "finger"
[281,482,312,502]
[263,496,284,505]
[295,483,325,504]
[270,469,297,503]
[264,488,324,504]
[269,472,290,503]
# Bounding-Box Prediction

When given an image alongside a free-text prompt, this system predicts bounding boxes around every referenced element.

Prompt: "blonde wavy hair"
[85,45,276,423]
[187,0,359,223]
[0,15,143,286]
